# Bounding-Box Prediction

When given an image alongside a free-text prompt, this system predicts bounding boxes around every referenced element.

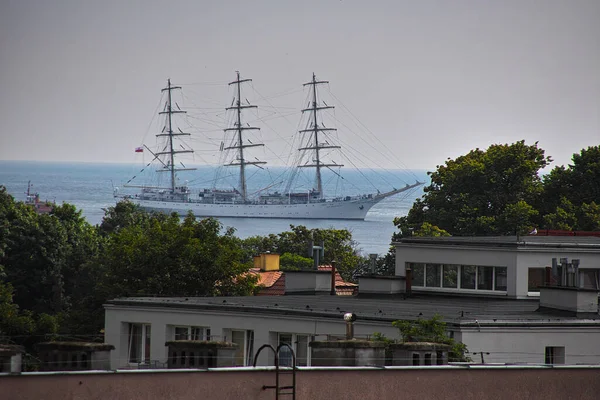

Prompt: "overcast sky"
[1,0,598,170]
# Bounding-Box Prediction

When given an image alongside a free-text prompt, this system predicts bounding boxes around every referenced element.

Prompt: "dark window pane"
[411,263,425,286]
[528,268,545,291]
[494,267,507,291]
[581,269,600,290]
[478,266,493,290]
[460,266,476,289]
[425,264,441,287]
[442,265,458,288]
[412,353,420,366]
[424,353,432,365]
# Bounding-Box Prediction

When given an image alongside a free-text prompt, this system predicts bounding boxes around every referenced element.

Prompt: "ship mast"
[224,71,265,201]
[299,73,342,199]
[156,79,195,192]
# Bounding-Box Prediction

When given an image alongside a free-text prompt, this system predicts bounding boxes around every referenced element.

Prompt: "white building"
[104,236,600,368]
[395,236,600,299]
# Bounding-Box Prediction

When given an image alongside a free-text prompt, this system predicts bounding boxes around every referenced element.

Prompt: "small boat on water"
[116,73,423,220]
[25,181,54,214]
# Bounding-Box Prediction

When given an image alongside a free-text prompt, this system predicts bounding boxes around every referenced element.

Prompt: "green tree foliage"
[412,222,451,237]
[279,252,314,271]
[0,281,58,346]
[98,212,256,298]
[240,225,362,281]
[392,314,469,362]
[99,200,149,235]
[395,141,551,237]
[542,146,600,230]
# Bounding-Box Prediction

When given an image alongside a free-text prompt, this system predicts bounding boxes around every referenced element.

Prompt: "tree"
[240,225,363,281]
[98,200,149,235]
[279,253,314,271]
[392,314,469,362]
[0,281,58,347]
[98,213,257,298]
[395,141,551,236]
[542,146,600,230]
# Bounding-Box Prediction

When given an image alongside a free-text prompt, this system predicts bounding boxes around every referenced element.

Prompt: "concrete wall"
[284,271,332,293]
[3,367,600,400]
[540,287,598,313]
[459,325,600,364]
[358,276,405,295]
[105,305,399,369]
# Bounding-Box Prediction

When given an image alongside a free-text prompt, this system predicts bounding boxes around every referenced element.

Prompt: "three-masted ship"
[116,73,423,219]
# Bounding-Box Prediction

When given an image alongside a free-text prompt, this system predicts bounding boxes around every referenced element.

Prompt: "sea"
[0,160,429,256]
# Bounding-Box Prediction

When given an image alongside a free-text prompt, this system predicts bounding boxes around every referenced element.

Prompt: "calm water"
[0,161,429,255]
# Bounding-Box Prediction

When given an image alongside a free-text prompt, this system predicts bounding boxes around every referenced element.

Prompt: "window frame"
[173,325,211,341]
[127,323,152,365]
[277,332,314,366]
[407,262,507,294]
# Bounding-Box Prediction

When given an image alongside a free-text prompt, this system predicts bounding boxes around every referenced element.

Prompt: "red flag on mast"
[135,147,143,153]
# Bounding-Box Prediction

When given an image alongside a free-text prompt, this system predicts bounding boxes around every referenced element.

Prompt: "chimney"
[255,252,280,272]
[284,269,332,294]
[539,257,598,318]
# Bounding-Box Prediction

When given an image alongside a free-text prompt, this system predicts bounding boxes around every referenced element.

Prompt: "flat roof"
[107,293,600,326]
[395,236,600,249]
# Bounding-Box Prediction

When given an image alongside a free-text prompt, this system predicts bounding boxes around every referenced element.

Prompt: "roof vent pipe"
[344,313,356,340]
[369,253,377,274]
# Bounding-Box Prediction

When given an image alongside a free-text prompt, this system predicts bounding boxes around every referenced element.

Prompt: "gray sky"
[1,0,598,170]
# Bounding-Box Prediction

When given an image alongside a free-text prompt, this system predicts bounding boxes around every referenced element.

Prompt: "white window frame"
[228,329,254,366]
[127,323,151,365]
[173,325,211,341]
[277,332,313,366]
[408,262,508,294]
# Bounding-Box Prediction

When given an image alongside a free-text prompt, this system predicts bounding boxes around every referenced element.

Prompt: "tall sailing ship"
[116,73,423,220]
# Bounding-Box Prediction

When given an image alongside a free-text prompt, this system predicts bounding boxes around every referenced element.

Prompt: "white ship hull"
[129,197,382,220]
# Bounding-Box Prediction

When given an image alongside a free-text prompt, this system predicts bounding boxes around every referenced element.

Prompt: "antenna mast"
[224,71,265,201]
[299,73,342,199]
[157,79,195,192]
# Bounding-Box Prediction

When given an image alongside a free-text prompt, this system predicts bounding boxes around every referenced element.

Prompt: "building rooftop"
[107,293,600,327]
[395,235,600,249]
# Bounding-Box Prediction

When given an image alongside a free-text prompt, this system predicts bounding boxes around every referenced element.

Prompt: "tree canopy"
[239,225,363,281]
[394,143,599,237]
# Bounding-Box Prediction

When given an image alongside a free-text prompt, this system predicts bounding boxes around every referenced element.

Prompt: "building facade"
[103,237,600,369]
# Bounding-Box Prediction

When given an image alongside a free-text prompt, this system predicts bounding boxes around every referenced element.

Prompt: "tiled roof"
[248,266,357,296]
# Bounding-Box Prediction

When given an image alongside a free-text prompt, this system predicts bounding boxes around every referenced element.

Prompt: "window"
[128,323,151,364]
[460,266,476,289]
[275,333,313,366]
[278,333,293,367]
[477,266,493,290]
[436,351,444,365]
[442,265,458,288]
[425,264,441,287]
[229,329,254,367]
[494,267,507,291]
[424,353,432,365]
[409,262,507,292]
[296,335,311,367]
[173,326,210,341]
[580,269,600,290]
[545,346,565,364]
[412,353,420,366]
[528,268,545,291]
[410,263,425,286]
